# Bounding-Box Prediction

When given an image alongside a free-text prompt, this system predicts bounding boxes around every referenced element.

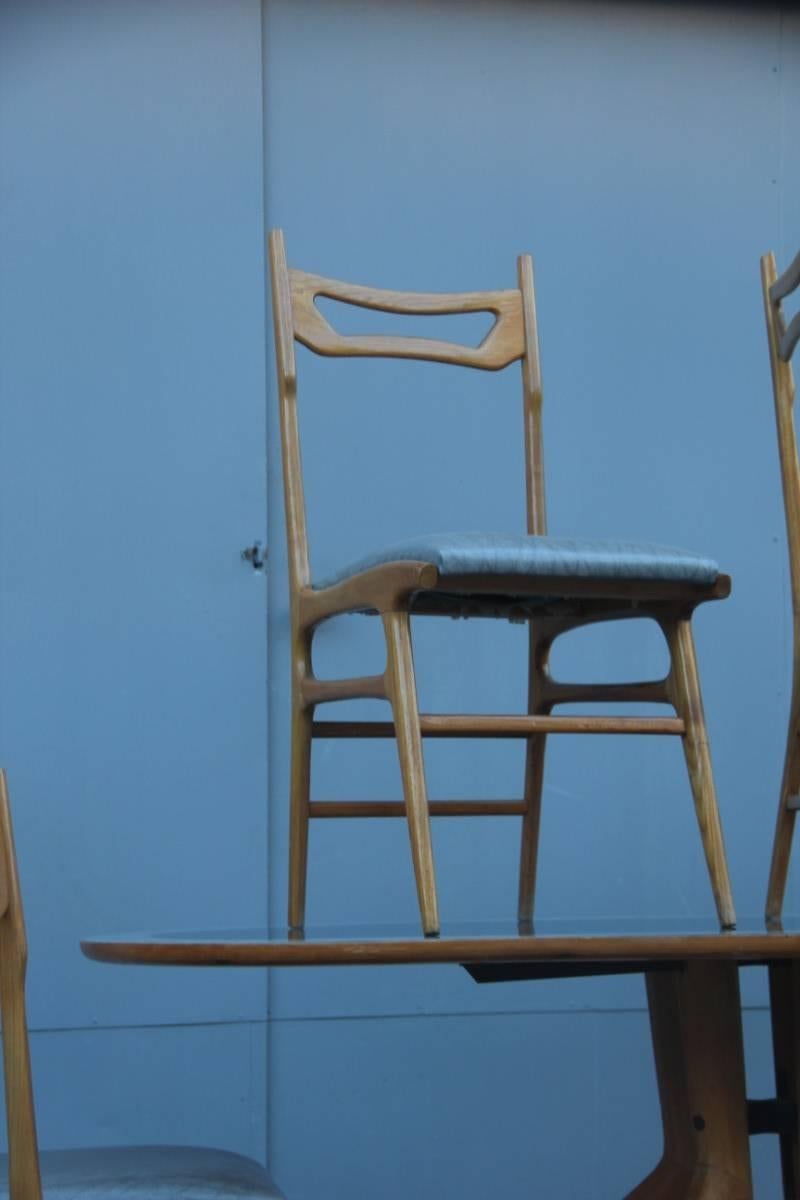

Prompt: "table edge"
[80,930,800,967]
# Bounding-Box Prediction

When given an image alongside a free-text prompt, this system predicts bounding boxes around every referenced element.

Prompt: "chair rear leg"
[517,724,549,926]
[766,714,800,924]
[288,698,313,930]
[768,802,798,928]
[383,611,440,936]
[664,619,736,929]
[518,625,552,924]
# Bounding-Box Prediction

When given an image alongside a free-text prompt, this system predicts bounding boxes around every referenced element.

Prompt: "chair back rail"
[267,229,547,593]
[770,249,800,362]
[289,269,525,370]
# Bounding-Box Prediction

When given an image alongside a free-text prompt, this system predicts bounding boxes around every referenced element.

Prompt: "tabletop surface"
[81,916,800,967]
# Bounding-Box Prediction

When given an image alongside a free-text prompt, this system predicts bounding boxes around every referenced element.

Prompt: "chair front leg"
[288,635,314,931]
[518,623,553,925]
[382,611,440,936]
[766,699,800,924]
[663,619,736,930]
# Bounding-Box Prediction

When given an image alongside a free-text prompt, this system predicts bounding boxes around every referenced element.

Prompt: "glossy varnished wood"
[312,715,686,737]
[769,961,800,1197]
[81,920,800,968]
[664,620,736,929]
[763,250,800,924]
[289,268,525,370]
[628,964,752,1199]
[86,922,800,1198]
[269,229,736,936]
[0,772,42,1200]
[382,610,439,934]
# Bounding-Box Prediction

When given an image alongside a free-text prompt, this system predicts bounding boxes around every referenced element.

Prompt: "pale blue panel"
[263,0,787,1023]
[0,0,269,1028]
[271,1006,784,1197]
[269,1009,663,1200]
[781,8,800,263]
[0,1023,268,1165]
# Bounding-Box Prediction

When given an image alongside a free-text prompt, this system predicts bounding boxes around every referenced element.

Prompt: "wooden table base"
[627,963,753,1199]
[769,961,800,1199]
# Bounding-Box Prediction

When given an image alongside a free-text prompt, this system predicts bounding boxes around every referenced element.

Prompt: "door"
[0,0,270,1157]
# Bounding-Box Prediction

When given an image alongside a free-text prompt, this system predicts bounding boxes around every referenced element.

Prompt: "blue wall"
[1,1,799,1196]
[0,0,270,1162]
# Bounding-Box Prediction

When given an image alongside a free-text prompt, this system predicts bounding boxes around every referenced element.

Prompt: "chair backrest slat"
[289,269,525,371]
[779,310,800,365]
[769,249,800,365]
[771,249,800,306]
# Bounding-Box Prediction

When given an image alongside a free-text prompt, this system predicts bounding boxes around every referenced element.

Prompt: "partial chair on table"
[0,770,285,1200]
[763,248,800,926]
[269,229,736,937]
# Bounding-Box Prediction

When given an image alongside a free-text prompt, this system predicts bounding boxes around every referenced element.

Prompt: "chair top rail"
[771,248,800,304]
[289,268,525,371]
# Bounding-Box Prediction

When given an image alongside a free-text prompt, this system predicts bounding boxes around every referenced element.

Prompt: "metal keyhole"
[241,542,267,571]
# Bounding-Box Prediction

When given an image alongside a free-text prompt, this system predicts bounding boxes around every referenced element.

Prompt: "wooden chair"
[269,229,736,937]
[0,770,286,1200]
[763,249,800,925]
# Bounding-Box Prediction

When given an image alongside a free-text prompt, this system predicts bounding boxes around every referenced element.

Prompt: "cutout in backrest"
[315,295,496,348]
[289,268,525,371]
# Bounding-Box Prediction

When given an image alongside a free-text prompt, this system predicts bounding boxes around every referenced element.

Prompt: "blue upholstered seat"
[315,532,719,590]
[0,1146,285,1199]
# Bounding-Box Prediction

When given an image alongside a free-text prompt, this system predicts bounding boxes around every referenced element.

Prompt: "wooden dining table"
[81,917,800,1199]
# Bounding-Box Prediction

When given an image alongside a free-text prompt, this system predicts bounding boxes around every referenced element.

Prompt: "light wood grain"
[664,621,736,929]
[289,268,525,371]
[382,611,439,935]
[763,251,800,924]
[269,229,735,936]
[0,771,43,1200]
[780,312,800,364]
[518,254,546,536]
[772,248,800,305]
[518,625,552,921]
[312,715,685,737]
[627,964,752,1199]
[301,675,387,706]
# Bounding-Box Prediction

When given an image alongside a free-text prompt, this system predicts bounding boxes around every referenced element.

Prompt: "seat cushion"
[0,1146,285,1199]
[314,532,719,589]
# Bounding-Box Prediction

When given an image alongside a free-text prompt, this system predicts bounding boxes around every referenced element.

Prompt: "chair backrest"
[762,251,800,606]
[268,229,546,594]
[0,770,43,1200]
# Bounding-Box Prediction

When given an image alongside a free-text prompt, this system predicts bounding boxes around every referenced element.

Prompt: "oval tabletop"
[81,916,800,968]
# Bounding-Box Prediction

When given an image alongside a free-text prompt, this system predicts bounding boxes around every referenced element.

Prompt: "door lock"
[241,541,267,571]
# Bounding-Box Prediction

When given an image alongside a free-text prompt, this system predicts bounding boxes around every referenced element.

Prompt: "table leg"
[769,961,800,1197]
[625,962,753,1200]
